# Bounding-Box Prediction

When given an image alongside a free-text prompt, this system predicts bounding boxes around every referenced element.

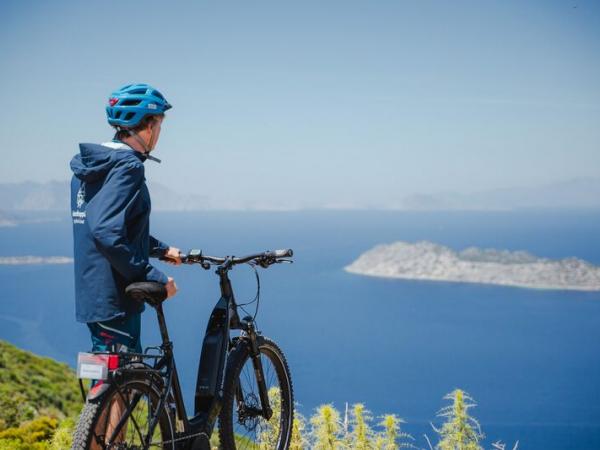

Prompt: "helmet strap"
[127,129,161,163]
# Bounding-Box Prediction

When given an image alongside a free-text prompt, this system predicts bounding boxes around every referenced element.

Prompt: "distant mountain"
[401,178,600,210]
[1,177,599,211]
[145,181,209,210]
[0,180,208,211]
[0,181,68,211]
[0,210,17,227]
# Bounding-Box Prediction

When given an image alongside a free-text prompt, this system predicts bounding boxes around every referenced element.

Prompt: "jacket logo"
[76,185,85,209]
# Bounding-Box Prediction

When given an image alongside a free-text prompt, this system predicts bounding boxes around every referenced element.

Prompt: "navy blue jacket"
[70,142,169,323]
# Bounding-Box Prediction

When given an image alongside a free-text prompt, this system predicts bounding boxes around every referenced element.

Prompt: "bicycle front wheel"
[72,376,175,449]
[218,337,294,450]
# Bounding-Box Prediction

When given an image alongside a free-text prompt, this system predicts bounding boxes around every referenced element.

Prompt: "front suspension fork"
[246,324,273,420]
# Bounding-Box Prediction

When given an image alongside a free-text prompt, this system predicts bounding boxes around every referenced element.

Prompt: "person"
[70,82,180,366]
[70,83,181,446]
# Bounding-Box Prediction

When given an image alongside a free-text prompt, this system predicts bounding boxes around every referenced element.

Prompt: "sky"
[1,0,599,209]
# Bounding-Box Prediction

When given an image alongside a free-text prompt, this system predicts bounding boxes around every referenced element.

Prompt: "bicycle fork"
[245,321,273,421]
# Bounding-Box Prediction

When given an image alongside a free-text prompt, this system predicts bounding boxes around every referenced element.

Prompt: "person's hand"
[165,277,178,298]
[163,247,182,265]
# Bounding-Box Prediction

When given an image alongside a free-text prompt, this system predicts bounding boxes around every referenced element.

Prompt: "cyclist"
[70,83,180,369]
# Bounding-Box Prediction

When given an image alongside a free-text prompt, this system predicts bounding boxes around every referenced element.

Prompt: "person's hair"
[114,114,163,141]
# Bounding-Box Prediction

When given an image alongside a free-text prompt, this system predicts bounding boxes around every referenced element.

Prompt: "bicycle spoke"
[87,383,170,449]
[106,388,143,444]
[231,349,287,449]
[126,395,147,445]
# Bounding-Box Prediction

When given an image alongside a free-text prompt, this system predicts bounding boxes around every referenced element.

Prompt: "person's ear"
[149,117,161,131]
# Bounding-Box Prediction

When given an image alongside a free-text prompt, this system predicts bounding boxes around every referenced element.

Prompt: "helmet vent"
[121,99,142,106]
[124,112,135,121]
[114,111,122,119]
[130,88,146,95]
[152,91,165,100]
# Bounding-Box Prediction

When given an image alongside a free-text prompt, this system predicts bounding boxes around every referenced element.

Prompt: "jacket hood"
[70,143,140,182]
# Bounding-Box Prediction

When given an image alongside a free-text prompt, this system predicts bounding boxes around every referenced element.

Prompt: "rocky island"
[345,241,600,291]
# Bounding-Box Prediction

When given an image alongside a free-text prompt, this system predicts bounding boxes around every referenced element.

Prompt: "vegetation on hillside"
[433,390,483,450]
[0,340,517,449]
[0,340,81,449]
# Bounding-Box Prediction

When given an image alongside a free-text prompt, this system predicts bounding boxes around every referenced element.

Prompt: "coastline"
[344,266,600,292]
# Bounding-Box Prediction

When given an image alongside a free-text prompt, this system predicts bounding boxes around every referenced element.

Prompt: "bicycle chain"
[150,430,210,446]
[102,431,210,448]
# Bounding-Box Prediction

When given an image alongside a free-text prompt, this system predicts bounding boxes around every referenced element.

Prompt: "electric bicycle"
[72,248,294,450]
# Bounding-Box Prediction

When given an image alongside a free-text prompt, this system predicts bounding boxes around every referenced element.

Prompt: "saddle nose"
[125,282,167,307]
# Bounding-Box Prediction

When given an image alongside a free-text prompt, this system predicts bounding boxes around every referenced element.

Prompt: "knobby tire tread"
[72,400,101,449]
[218,337,294,450]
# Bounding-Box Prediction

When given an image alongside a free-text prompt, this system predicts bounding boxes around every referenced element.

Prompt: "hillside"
[0,340,81,448]
[0,340,80,429]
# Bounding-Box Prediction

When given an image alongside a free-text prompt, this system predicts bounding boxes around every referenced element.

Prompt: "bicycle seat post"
[155,303,172,351]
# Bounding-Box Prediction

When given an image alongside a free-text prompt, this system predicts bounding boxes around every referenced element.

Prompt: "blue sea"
[1,210,599,449]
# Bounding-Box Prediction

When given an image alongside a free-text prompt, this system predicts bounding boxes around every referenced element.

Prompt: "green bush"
[0,416,57,449]
[310,404,344,449]
[49,417,75,450]
[0,340,81,431]
[432,389,484,450]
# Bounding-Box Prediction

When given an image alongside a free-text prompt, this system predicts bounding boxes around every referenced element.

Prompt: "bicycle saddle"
[125,282,167,307]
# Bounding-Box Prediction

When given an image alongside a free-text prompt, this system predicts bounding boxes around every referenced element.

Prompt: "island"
[0,256,73,265]
[345,241,600,291]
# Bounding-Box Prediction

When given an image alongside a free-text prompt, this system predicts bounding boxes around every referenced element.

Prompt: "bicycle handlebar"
[177,248,293,269]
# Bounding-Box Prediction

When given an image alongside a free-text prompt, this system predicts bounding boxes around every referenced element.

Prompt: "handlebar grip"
[180,249,202,263]
[268,249,293,258]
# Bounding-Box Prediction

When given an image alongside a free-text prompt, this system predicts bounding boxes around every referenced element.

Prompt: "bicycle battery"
[194,296,230,414]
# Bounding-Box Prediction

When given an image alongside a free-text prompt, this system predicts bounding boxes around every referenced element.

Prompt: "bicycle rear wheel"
[218,337,294,450]
[72,376,175,449]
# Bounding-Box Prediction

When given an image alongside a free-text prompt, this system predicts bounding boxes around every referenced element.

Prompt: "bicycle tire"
[71,376,175,449]
[218,336,294,450]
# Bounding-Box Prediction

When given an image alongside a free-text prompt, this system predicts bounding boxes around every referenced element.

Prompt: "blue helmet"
[106,83,172,129]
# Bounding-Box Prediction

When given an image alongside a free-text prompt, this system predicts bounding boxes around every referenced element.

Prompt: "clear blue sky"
[1,0,599,208]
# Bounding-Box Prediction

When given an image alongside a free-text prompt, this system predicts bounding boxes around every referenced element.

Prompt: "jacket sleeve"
[86,161,168,284]
[149,235,169,258]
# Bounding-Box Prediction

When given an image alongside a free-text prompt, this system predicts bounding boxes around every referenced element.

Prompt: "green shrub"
[0,340,81,431]
[310,404,344,449]
[49,417,75,450]
[432,389,483,450]
[348,403,375,449]
[290,412,309,450]
[376,414,414,450]
[0,415,57,449]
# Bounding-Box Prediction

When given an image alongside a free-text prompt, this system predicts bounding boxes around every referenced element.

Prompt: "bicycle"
[72,248,295,450]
